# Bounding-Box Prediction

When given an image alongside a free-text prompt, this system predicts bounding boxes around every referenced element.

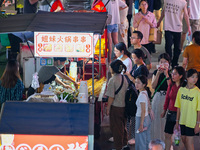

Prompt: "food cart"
[0,11,107,150]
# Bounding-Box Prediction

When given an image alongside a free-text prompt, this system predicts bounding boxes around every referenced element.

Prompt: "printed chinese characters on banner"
[34,32,94,58]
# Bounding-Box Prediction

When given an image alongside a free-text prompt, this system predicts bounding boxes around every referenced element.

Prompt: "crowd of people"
[0,0,200,149]
[106,33,200,150]
[104,0,200,149]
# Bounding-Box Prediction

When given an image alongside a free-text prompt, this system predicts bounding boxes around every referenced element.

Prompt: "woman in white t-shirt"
[135,75,151,150]
[114,42,132,73]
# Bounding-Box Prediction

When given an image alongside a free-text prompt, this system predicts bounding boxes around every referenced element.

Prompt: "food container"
[78,93,88,103]
[79,81,88,98]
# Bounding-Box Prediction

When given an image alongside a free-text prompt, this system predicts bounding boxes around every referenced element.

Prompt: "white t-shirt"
[164,0,186,32]
[189,0,200,19]
[102,0,127,25]
[118,57,133,73]
[136,90,148,117]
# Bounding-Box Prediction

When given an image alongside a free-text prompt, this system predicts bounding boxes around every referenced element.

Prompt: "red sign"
[0,134,88,150]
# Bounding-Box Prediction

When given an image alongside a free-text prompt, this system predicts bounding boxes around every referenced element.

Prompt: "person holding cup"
[151,53,171,141]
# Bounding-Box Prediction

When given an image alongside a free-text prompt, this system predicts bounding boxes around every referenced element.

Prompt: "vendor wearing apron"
[27,57,78,97]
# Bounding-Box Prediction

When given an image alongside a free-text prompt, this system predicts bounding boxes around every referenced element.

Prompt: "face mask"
[118,54,123,59]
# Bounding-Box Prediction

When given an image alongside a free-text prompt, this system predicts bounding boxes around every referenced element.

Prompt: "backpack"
[124,76,138,117]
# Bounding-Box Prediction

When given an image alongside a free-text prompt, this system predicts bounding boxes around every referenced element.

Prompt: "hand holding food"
[63,84,73,90]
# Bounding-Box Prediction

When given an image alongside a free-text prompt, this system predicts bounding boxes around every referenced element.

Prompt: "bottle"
[174,129,180,146]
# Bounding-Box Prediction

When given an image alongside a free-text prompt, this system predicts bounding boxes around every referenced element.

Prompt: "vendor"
[27,57,78,97]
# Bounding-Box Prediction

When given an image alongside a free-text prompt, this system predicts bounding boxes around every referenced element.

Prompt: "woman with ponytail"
[125,48,149,82]
[135,75,152,150]
[114,42,132,73]
[105,59,129,150]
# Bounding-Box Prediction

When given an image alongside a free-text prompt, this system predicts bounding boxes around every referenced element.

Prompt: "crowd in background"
[104,0,200,149]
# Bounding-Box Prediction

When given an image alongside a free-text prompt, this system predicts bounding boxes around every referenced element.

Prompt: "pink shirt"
[133,11,157,45]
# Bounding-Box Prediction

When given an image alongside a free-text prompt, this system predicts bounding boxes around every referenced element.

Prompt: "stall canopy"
[0,11,107,34]
[0,101,90,135]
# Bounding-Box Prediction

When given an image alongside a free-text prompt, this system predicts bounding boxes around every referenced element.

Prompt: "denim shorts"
[107,24,118,33]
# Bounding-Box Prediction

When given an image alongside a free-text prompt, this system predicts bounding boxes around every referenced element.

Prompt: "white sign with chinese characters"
[34,32,94,58]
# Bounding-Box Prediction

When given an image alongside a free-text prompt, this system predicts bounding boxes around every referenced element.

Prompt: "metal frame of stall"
[34,31,100,150]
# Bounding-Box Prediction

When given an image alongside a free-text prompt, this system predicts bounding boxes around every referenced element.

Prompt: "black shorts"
[180,125,199,136]
[164,120,176,134]
[164,111,177,134]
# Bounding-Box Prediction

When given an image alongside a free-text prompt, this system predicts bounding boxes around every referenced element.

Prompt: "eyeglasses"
[129,37,138,39]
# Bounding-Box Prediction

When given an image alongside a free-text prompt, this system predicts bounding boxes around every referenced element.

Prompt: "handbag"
[153,30,162,44]
[149,28,157,42]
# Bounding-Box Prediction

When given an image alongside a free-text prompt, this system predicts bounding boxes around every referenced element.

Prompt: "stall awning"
[0,102,90,135]
[0,12,107,34]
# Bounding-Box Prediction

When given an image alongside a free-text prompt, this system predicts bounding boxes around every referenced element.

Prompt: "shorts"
[107,24,118,33]
[164,111,177,134]
[182,18,200,34]
[180,125,199,136]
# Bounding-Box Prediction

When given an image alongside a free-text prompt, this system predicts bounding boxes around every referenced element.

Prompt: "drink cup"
[78,93,88,103]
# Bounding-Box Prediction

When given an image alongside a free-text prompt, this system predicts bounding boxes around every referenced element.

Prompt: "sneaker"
[108,137,114,142]
[128,138,135,145]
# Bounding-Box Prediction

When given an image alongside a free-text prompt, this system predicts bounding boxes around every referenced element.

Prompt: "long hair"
[171,66,186,86]
[115,42,131,58]
[132,48,145,60]
[182,68,199,87]
[0,60,21,88]
[158,53,171,66]
[110,59,127,74]
[136,75,151,99]
[187,68,198,78]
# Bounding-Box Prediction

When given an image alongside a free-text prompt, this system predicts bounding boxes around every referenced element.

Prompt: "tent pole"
[99,34,101,78]
[23,34,37,72]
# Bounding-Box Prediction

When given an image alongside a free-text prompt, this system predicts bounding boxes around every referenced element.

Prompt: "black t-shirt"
[130,64,149,79]
[23,0,38,13]
[153,69,169,91]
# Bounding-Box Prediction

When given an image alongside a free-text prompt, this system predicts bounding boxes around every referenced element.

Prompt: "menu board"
[0,134,88,150]
[34,32,94,58]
